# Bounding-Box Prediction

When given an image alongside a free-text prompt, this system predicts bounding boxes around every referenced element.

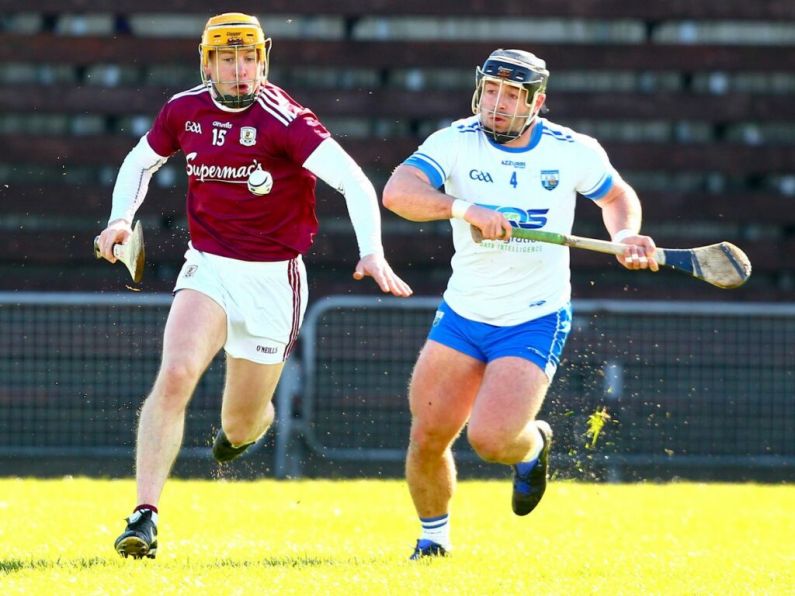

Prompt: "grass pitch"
[1,478,792,594]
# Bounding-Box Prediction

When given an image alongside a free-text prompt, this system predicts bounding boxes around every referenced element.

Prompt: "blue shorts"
[427,300,572,380]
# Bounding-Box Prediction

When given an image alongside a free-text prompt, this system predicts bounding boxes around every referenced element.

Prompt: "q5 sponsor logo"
[479,204,549,229]
[469,169,494,183]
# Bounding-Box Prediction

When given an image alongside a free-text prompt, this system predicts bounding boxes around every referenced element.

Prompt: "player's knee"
[222,403,274,445]
[467,426,508,462]
[153,361,203,399]
[409,423,456,456]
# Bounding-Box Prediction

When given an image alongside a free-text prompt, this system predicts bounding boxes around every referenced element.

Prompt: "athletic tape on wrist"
[451,199,472,219]
[612,228,636,243]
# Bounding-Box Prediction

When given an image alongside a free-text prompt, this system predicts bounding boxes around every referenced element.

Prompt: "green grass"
[1,478,792,594]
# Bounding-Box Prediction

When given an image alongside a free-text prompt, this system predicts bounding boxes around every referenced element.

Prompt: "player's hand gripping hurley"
[470,225,751,289]
[94,221,146,283]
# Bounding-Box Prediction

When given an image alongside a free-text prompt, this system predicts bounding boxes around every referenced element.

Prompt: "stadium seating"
[2,1,794,299]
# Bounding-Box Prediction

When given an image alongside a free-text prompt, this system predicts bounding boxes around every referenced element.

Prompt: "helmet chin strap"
[206,78,260,109]
[481,115,536,144]
[481,103,537,144]
[210,83,257,109]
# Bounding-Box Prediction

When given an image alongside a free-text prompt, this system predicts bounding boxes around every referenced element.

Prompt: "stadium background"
[0,2,793,481]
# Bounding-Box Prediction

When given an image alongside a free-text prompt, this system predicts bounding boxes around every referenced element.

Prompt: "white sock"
[521,423,544,463]
[420,513,451,551]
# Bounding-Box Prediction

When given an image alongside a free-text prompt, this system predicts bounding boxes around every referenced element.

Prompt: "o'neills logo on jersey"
[185,152,261,183]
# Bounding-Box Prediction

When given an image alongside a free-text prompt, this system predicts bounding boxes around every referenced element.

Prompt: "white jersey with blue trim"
[404,116,616,326]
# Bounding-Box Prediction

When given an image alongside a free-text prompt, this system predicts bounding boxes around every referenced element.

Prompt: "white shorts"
[173,244,308,364]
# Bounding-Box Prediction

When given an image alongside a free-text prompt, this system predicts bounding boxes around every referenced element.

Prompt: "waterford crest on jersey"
[146,82,331,261]
[404,116,616,325]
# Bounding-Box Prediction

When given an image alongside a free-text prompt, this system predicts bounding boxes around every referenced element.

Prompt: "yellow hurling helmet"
[199,13,272,108]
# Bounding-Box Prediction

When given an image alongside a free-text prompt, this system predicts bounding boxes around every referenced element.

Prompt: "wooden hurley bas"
[470,225,752,289]
[93,220,146,284]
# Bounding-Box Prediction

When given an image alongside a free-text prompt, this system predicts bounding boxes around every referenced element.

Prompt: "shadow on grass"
[1,554,374,574]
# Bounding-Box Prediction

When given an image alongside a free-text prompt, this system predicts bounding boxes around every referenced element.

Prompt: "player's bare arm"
[595,177,659,271]
[383,165,512,240]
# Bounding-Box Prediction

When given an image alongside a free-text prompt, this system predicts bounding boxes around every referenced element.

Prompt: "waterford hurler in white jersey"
[404,115,617,326]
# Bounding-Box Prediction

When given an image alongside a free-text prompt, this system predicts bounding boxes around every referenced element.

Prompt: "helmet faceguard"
[199,13,271,109]
[472,49,549,144]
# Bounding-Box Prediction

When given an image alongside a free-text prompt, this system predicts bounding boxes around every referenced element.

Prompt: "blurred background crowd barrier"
[0,3,794,480]
[1,293,793,481]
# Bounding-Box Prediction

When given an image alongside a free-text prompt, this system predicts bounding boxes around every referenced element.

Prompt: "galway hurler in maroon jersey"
[97,12,411,560]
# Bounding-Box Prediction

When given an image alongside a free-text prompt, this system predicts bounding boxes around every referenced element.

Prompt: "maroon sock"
[134,504,158,514]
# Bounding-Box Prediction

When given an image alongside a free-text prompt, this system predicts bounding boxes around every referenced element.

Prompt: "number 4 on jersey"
[510,171,518,188]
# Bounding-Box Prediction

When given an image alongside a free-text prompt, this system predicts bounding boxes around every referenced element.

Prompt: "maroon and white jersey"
[146,82,331,261]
